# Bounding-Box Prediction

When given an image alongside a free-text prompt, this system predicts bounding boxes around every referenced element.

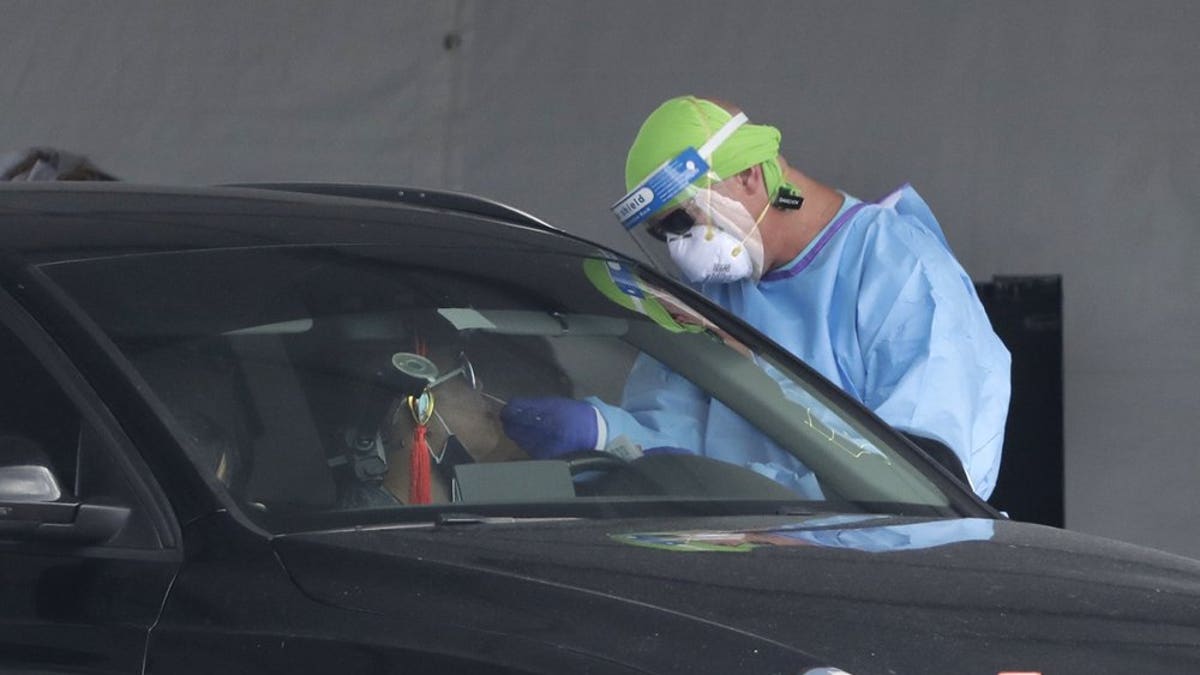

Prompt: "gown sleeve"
[585,353,709,454]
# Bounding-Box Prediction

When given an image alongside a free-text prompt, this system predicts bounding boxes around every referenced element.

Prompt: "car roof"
[0,182,605,264]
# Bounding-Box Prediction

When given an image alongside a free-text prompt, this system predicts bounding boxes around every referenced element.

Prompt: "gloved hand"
[500,396,601,458]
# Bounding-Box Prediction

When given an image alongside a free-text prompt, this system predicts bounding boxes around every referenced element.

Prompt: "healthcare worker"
[502,95,1011,499]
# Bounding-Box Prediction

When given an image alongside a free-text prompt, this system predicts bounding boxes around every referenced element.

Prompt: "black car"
[1,182,1198,674]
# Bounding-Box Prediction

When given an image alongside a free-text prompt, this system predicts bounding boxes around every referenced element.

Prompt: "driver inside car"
[380,339,527,504]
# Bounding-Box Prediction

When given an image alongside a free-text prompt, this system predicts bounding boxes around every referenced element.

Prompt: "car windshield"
[39,240,971,531]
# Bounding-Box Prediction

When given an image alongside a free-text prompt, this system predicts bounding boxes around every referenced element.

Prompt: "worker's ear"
[734,164,766,196]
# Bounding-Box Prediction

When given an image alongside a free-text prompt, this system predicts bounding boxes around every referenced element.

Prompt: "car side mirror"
[0,464,63,501]
[0,462,130,545]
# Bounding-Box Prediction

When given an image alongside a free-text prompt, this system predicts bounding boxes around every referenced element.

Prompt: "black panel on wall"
[975,276,1064,527]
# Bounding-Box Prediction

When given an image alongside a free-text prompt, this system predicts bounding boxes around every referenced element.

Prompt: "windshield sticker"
[438,308,497,331]
[584,258,682,332]
[223,318,314,335]
[584,259,726,339]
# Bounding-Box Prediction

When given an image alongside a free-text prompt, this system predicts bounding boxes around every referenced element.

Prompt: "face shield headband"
[611,112,748,231]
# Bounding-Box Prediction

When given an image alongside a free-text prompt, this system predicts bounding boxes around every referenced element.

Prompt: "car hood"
[274,514,1200,674]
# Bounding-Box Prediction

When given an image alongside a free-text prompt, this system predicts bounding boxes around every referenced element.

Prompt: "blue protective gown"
[590,185,1011,499]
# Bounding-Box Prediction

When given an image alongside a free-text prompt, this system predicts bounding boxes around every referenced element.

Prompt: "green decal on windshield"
[611,531,759,553]
[583,258,702,334]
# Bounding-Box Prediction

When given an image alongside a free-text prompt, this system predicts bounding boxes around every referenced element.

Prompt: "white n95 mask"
[663,188,765,284]
[667,226,755,284]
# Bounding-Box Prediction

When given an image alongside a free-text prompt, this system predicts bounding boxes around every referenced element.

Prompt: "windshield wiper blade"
[775,506,822,516]
[434,512,580,528]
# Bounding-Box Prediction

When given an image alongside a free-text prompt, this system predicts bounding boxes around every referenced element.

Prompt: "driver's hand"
[500,397,603,458]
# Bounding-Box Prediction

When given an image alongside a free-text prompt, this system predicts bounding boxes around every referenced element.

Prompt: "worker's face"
[712,165,773,227]
[642,174,768,284]
[711,166,782,271]
[644,171,760,239]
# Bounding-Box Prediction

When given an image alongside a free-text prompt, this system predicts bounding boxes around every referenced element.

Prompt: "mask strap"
[754,199,772,225]
[728,195,773,261]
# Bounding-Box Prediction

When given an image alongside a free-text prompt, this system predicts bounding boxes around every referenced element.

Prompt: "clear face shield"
[647,183,767,284]
[612,113,766,284]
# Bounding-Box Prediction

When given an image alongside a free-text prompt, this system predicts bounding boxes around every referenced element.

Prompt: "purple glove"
[501,397,600,458]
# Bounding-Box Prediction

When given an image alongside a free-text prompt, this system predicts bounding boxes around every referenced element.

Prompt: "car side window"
[0,318,162,548]
[0,323,81,492]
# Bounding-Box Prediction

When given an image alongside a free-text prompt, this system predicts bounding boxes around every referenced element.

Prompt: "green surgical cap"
[624,96,789,214]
